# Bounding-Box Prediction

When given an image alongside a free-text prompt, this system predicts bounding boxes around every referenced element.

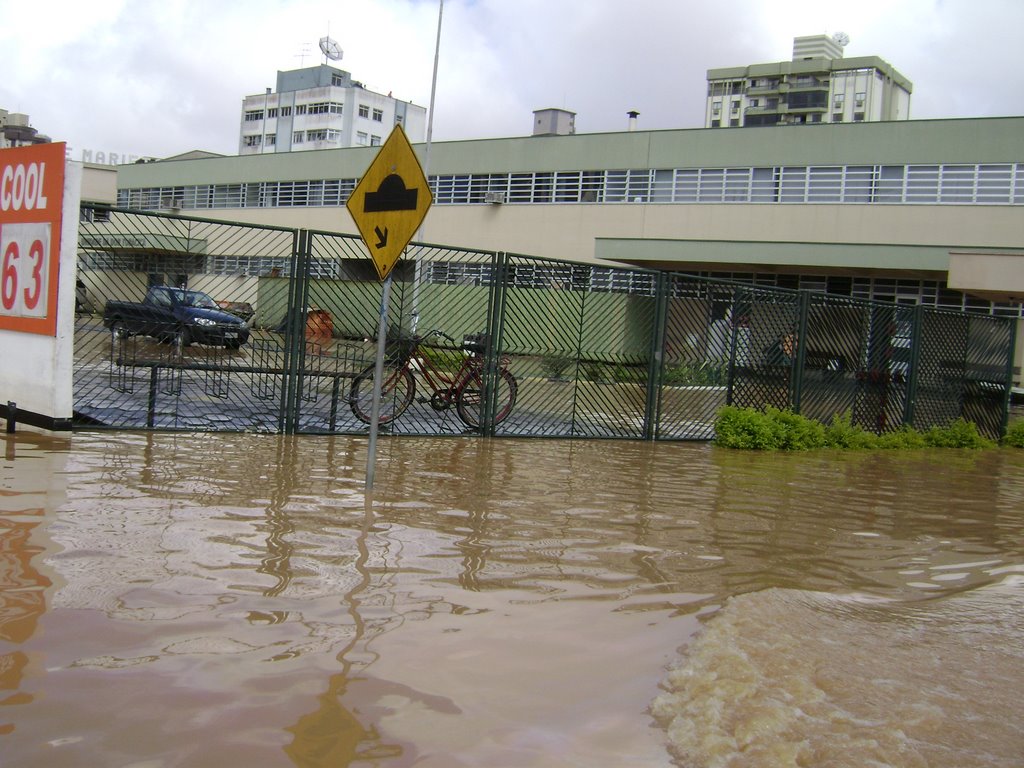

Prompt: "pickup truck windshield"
[169,289,218,309]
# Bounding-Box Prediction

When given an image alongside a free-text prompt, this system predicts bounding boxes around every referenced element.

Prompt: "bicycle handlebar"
[396,329,483,352]
[425,329,456,344]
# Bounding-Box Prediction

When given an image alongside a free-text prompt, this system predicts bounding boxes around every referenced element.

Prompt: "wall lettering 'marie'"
[79,149,144,166]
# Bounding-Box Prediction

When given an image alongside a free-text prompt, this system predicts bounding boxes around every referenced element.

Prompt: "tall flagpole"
[410,0,442,334]
[426,0,443,156]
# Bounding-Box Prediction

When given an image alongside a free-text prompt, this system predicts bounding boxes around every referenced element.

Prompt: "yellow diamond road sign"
[346,124,433,280]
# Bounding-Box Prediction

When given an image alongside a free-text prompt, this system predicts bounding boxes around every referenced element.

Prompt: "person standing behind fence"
[764,331,797,366]
[781,331,796,364]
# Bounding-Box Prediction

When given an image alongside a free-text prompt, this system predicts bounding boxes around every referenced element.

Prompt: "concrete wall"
[0,161,81,429]
[948,252,1024,302]
[80,164,118,204]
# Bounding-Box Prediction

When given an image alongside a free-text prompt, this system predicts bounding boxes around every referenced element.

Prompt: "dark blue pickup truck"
[103,286,250,349]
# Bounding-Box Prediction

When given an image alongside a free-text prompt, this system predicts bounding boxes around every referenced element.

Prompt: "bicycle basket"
[462,332,488,354]
[385,334,417,361]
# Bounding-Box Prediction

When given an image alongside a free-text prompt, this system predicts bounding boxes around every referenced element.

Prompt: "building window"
[331,73,345,86]
[853,112,865,122]
[371,135,382,146]
[243,135,261,147]
[977,164,1014,203]
[712,100,721,114]
[357,131,369,145]
[832,113,843,123]
[293,131,304,144]
[116,161,1024,226]
[730,118,740,127]
[295,104,308,115]
[711,119,720,128]
[266,134,276,146]
[307,129,328,141]
[244,110,264,122]
[358,104,369,118]
[280,106,292,117]
[808,166,843,201]
[372,108,384,122]
[833,94,844,109]
[267,107,278,119]
[307,101,344,115]
[730,100,740,113]
[855,91,866,107]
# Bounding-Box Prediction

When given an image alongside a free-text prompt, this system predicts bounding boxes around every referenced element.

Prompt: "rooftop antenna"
[295,42,312,67]
[319,35,343,63]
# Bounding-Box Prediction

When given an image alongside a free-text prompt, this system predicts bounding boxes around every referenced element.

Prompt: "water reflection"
[0,432,1021,766]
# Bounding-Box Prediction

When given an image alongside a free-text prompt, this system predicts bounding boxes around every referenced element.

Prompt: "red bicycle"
[349,330,518,428]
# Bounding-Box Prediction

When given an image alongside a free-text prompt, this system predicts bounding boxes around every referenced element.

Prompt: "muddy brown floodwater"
[2,430,1023,767]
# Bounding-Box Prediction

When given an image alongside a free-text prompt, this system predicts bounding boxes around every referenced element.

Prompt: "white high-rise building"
[705,34,912,128]
[238,64,426,154]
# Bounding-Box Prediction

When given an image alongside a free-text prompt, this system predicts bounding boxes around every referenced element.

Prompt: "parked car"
[103,286,250,349]
[216,300,256,324]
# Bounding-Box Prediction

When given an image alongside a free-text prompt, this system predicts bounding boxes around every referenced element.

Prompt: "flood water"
[2,430,1023,767]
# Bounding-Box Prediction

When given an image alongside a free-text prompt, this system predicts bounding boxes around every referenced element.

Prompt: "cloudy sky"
[2,0,1023,161]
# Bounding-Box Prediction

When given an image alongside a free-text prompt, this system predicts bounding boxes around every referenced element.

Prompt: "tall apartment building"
[238,64,426,154]
[705,34,912,128]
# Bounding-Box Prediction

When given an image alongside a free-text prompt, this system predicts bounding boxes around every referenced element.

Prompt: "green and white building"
[113,115,1024,386]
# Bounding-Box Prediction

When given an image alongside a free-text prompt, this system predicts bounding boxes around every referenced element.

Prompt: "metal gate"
[73,206,1016,439]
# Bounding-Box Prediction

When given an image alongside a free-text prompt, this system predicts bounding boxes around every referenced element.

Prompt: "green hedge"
[713,406,1014,451]
[1004,419,1024,448]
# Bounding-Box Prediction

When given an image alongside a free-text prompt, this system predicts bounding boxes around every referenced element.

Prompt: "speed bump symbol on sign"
[345,125,432,280]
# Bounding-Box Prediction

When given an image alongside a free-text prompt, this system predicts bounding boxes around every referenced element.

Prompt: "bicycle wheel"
[456,368,518,428]
[350,363,416,424]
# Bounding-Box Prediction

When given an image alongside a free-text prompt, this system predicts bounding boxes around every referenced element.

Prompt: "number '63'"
[1,239,45,312]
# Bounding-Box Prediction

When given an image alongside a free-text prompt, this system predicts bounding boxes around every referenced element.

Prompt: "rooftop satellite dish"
[319,36,343,62]
[832,31,850,49]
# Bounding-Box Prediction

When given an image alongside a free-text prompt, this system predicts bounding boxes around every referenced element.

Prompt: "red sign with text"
[0,142,66,336]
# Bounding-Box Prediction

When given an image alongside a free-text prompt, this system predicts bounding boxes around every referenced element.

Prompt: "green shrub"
[714,407,1002,452]
[540,355,573,380]
[662,362,727,387]
[611,363,640,383]
[823,411,879,449]
[714,405,784,450]
[1003,420,1024,448]
[766,406,827,450]
[923,418,995,449]
[714,406,824,451]
[420,344,463,373]
[581,360,606,382]
[876,426,928,450]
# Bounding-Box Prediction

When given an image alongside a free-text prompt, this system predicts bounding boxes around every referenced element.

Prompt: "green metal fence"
[73,206,1016,440]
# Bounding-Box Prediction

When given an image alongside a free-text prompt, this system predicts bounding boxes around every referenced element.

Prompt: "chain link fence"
[73,206,1016,440]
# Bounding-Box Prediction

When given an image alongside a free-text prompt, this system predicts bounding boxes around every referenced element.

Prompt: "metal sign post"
[364,273,393,490]
[346,125,433,490]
